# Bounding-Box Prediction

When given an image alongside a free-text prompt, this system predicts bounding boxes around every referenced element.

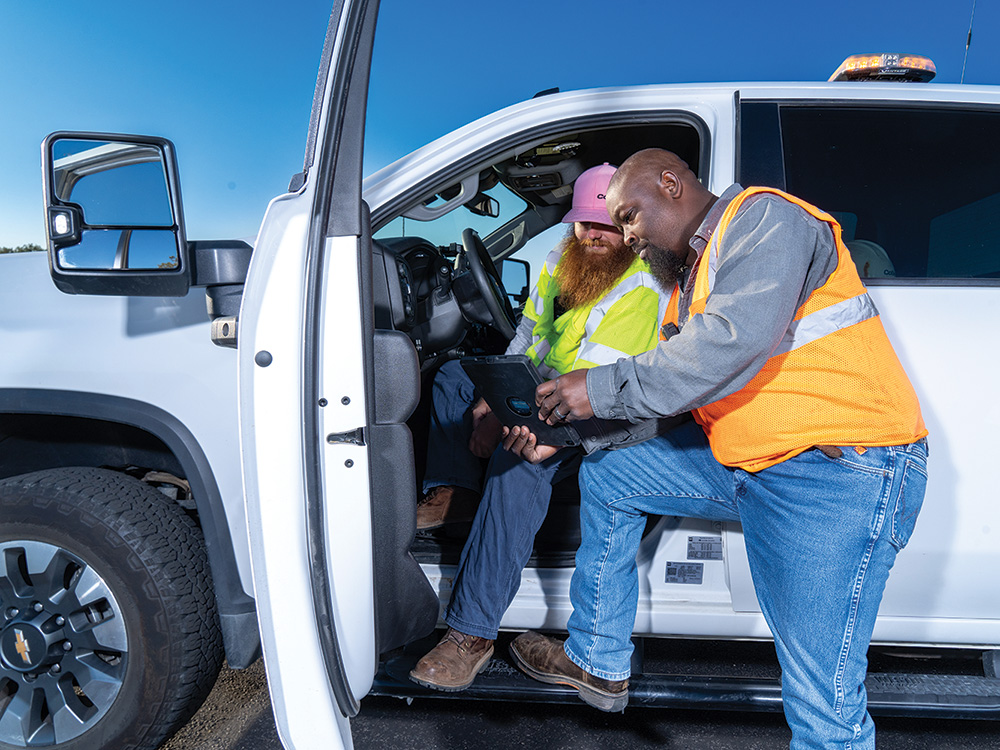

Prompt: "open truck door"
[38,2,438,748]
[236,1,438,748]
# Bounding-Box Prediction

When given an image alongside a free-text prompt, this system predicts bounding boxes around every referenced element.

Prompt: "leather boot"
[509,631,629,712]
[409,628,494,691]
[416,486,480,530]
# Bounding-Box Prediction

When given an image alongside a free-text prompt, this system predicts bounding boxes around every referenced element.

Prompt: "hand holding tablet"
[460,355,582,447]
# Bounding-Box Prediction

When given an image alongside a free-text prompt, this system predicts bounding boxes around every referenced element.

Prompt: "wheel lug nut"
[62,641,73,652]
[33,602,44,613]
[5,607,17,619]
[50,664,61,674]
[55,616,66,626]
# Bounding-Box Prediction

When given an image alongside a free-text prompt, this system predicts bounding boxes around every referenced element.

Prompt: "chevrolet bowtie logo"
[14,629,31,664]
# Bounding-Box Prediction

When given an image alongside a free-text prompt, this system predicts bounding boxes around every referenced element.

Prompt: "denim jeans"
[424,360,583,639]
[446,444,581,639]
[423,360,485,494]
[566,419,928,750]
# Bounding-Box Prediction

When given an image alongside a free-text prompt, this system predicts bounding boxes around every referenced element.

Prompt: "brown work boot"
[416,485,480,530]
[409,628,495,691]
[509,631,629,712]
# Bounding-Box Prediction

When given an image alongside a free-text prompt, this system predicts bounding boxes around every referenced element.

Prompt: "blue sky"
[2,0,997,248]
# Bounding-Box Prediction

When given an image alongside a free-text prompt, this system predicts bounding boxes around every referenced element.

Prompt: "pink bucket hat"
[562,162,617,225]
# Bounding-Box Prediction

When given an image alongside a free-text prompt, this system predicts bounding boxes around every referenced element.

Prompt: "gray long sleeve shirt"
[504,312,534,357]
[585,184,840,428]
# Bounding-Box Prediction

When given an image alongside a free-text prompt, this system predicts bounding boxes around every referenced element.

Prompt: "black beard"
[645,243,688,290]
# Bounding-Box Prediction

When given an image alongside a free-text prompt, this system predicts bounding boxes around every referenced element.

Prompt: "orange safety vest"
[661,187,927,471]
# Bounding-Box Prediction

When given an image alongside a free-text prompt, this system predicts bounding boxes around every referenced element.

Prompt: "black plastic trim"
[300,2,343,181]
[0,389,259,666]
[737,100,787,191]
[189,240,253,287]
[740,96,1000,113]
[369,331,439,653]
[860,277,1000,287]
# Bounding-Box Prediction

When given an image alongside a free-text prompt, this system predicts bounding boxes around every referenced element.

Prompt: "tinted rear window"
[742,103,1000,283]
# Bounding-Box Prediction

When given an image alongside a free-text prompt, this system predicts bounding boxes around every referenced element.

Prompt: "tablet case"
[460,354,582,447]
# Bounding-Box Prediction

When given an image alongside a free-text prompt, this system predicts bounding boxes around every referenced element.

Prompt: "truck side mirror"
[42,132,191,296]
[501,257,530,307]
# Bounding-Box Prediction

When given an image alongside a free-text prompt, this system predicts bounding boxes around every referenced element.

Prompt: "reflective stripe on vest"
[524,247,564,323]
[774,291,878,357]
[525,253,661,375]
[664,187,926,471]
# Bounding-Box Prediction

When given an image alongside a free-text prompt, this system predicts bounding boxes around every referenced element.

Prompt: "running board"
[374,653,1000,719]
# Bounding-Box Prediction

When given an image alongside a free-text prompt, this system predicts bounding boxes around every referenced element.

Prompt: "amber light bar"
[829,54,937,83]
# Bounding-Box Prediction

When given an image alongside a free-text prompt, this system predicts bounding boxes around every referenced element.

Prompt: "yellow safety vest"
[663,187,927,471]
[524,252,661,378]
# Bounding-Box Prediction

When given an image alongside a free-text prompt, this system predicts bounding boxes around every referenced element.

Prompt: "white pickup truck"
[1,4,998,748]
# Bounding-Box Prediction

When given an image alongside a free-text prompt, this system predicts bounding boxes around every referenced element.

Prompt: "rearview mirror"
[43,132,190,296]
[465,192,500,218]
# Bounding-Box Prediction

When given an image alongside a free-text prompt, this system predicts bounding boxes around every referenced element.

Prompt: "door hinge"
[326,427,365,446]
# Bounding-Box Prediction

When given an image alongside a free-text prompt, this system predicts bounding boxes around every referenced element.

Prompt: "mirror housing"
[501,257,530,306]
[42,132,191,297]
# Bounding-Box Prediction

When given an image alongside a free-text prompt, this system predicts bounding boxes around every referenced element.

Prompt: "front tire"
[0,467,223,749]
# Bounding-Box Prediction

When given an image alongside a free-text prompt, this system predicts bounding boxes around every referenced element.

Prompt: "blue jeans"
[423,360,485,494]
[424,360,583,639]
[566,420,928,750]
[446,445,581,639]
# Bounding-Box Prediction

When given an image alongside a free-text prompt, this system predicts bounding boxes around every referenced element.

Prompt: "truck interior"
[367,119,703,568]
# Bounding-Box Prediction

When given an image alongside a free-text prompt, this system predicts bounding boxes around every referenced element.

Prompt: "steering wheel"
[461,227,517,340]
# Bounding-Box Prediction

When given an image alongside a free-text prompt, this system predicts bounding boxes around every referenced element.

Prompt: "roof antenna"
[961,0,977,84]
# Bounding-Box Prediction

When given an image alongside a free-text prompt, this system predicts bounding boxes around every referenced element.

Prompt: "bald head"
[607,149,697,200]
[604,148,715,270]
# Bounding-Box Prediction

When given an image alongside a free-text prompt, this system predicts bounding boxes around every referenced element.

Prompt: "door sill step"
[374,649,1000,719]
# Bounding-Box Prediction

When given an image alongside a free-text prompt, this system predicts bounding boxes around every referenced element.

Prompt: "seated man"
[410,163,664,691]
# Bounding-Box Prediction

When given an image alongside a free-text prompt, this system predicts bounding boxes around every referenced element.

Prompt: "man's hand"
[535,369,594,425]
[502,425,561,464]
[468,398,502,458]
[471,397,492,426]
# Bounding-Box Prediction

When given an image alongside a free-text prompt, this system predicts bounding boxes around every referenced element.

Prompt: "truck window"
[742,104,1000,282]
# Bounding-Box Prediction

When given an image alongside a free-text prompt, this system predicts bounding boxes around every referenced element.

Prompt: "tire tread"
[0,467,224,750]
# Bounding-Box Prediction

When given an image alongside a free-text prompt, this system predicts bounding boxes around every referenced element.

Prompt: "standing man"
[410,163,666,692]
[507,149,928,749]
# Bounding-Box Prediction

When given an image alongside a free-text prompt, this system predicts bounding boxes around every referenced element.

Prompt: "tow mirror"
[42,132,191,296]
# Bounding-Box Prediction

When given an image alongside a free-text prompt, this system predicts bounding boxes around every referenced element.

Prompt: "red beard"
[554,230,636,310]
